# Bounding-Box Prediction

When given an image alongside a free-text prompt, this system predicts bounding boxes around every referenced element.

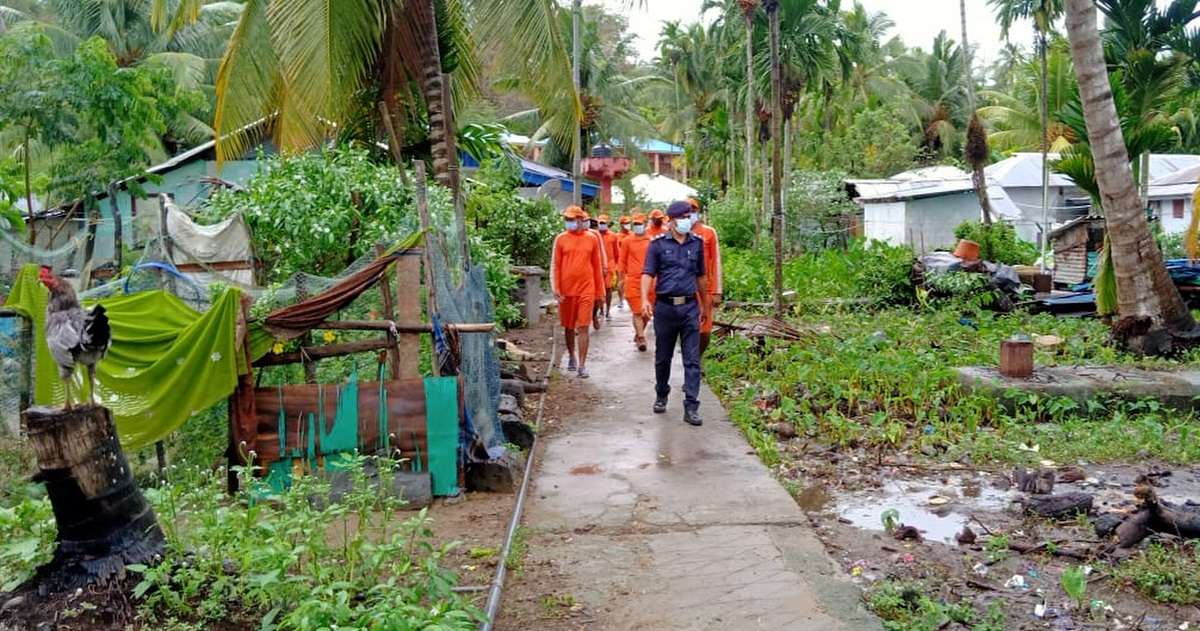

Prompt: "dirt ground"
[769,434,1200,629]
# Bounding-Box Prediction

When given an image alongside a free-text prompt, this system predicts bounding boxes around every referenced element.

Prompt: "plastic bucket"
[953,239,981,261]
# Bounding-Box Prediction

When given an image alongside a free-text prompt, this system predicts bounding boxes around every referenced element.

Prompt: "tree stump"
[22,405,164,593]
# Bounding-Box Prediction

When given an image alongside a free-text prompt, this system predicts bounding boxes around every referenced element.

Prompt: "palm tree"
[766,0,783,317]
[977,38,1077,152]
[1062,0,1195,353]
[990,0,1064,268]
[740,0,759,199]
[900,32,968,159]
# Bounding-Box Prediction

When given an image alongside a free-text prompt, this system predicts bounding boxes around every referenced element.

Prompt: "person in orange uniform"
[615,215,632,309]
[581,211,608,330]
[687,198,723,358]
[646,208,667,238]
[618,212,654,351]
[597,214,621,321]
[550,206,604,378]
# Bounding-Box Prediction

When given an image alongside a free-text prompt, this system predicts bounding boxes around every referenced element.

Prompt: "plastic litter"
[1005,575,1027,589]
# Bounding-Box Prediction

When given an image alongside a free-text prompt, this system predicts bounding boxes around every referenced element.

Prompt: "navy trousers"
[653,299,701,411]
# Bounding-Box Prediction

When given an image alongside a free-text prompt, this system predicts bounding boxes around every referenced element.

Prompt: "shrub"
[707,190,757,250]
[953,221,1038,265]
[467,158,560,269]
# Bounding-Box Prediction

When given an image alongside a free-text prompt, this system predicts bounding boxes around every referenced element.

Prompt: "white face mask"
[598,223,608,232]
[674,217,693,234]
[565,220,580,231]
[632,224,646,235]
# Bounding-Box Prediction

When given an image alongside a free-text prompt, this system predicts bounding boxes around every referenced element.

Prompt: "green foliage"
[866,581,977,631]
[706,190,757,250]
[468,158,561,269]
[953,221,1038,266]
[785,170,859,252]
[720,240,913,309]
[1095,239,1118,316]
[808,105,919,178]
[204,147,451,283]
[880,508,900,534]
[1115,542,1200,605]
[1060,565,1088,607]
[0,32,201,208]
[0,490,55,592]
[470,235,522,329]
[129,457,479,629]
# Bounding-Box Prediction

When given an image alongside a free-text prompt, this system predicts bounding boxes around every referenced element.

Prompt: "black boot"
[653,397,667,414]
[683,409,702,426]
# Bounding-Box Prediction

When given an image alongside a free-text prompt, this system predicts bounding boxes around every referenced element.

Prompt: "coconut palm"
[899,32,969,158]
[1062,0,1195,353]
[977,38,1077,152]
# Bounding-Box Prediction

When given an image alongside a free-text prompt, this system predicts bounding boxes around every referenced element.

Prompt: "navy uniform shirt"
[642,232,706,297]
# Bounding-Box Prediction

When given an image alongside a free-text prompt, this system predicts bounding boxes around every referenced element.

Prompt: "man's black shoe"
[683,409,702,426]
[653,398,668,414]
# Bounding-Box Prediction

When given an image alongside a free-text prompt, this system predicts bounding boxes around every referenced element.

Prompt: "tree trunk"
[415,0,454,191]
[744,11,755,201]
[1039,30,1051,270]
[22,405,164,592]
[959,0,975,111]
[24,130,34,246]
[108,184,123,273]
[972,167,994,225]
[767,0,784,318]
[571,0,583,207]
[1064,0,1197,352]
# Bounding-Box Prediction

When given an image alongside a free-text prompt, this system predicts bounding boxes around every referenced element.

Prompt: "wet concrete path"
[512,308,879,630]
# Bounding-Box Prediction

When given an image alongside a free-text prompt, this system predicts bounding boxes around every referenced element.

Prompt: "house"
[4,133,270,279]
[987,152,1200,243]
[1049,215,1106,285]
[846,167,1027,253]
[1147,163,1200,234]
[637,139,687,181]
[460,152,598,211]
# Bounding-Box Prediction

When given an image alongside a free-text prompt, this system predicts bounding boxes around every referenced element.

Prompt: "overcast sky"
[598,0,1037,67]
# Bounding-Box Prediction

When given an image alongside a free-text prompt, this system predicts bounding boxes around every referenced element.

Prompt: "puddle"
[831,476,1013,544]
[569,464,602,475]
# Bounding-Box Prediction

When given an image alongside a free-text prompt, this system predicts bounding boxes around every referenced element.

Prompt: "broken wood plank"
[1023,492,1094,519]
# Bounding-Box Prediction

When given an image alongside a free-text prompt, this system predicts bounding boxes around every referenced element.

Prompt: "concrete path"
[517,308,878,630]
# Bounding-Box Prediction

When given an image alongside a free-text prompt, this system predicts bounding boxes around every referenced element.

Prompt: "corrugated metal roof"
[1151,162,1200,186]
[849,174,1022,220]
[985,152,1200,189]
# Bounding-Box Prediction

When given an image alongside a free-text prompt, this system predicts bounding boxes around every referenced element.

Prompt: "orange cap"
[631,212,647,223]
[597,214,611,223]
[687,197,700,211]
[648,209,665,219]
[562,205,586,219]
[619,215,631,225]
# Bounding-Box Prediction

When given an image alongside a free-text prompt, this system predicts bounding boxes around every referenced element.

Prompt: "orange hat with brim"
[631,212,647,223]
[648,209,665,219]
[562,206,586,219]
[687,197,700,211]
[619,216,631,225]
[597,214,611,223]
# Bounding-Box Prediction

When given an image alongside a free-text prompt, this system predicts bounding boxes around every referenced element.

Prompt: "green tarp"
[4,265,241,449]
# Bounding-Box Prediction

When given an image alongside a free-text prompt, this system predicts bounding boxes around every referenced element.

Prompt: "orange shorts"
[624,282,654,316]
[559,296,594,329]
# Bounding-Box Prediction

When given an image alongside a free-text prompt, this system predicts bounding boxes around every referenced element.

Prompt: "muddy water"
[811,475,1013,543]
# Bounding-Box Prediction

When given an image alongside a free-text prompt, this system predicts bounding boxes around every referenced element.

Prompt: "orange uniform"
[600,230,620,288]
[586,229,607,300]
[693,223,722,333]
[619,232,655,313]
[646,209,667,238]
[551,229,604,329]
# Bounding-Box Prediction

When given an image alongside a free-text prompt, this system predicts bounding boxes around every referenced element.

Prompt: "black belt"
[657,295,696,305]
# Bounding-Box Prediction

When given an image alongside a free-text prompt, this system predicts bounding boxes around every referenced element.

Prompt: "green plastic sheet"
[4,264,242,449]
[424,376,460,497]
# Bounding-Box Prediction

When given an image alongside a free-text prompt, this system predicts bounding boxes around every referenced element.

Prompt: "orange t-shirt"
[619,234,652,286]
[693,223,722,294]
[646,224,667,239]
[600,230,620,274]
[551,230,604,298]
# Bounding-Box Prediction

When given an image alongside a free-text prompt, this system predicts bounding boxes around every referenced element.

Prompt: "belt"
[657,295,696,306]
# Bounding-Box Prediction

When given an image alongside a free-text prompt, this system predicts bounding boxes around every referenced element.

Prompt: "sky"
[598,0,1037,68]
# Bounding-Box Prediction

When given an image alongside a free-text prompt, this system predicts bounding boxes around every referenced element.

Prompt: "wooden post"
[22,405,164,591]
[108,184,122,274]
[19,315,32,415]
[414,162,442,377]
[395,251,422,380]
[158,194,177,296]
[1000,338,1034,378]
[375,245,402,380]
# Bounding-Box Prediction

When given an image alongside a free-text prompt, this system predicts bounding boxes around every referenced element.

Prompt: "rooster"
[39,267,111,409]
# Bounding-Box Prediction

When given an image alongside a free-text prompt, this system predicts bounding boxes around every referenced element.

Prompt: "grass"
[865,580,997,631]
[706,304,1200,466]
[505,525,529,572]
[1115,542,1200,605]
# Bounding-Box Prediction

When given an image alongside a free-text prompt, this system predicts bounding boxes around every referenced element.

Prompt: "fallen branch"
[1112,485,1200,549]
[1022,492,1093,519]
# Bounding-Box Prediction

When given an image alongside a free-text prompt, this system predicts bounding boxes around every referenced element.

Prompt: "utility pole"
[572,0,583,206]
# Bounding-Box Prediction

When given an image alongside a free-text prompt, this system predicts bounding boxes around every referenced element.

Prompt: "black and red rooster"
[38,266,111,409]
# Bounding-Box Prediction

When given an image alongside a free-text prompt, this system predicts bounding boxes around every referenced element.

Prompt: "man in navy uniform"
[640,200,710,426]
